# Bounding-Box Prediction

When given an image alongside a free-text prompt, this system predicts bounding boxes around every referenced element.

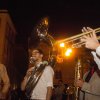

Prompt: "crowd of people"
[0,27,100,100]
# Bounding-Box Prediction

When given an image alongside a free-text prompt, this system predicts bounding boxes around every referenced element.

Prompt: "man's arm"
[21,67,33,91]
[21,76,29,91]
[0,64,10,99]
[46,87,53,100]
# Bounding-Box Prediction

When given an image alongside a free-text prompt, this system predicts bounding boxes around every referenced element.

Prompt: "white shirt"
[31,64,54,99]
[91,46,100,70]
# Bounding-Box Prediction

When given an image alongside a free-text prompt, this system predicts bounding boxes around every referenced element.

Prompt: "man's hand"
[80,27,100,50]
[26,67,33,78]
[21,67,34,91]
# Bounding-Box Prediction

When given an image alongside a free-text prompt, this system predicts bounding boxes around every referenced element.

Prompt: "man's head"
[31,48,44,62]
[58,79,63,85]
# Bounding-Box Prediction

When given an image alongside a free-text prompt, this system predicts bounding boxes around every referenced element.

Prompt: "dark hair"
[33,48,44,55]
[58,79,63,83]
[37,48,44,55]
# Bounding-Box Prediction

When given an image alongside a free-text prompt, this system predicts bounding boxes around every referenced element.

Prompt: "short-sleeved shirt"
[30,64,54,100]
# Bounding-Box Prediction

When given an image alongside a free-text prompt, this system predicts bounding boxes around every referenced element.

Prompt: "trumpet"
[55,27,100,100]
[56,27,100,48]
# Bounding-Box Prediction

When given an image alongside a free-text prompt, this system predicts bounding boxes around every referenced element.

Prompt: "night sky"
[1,0,100,44]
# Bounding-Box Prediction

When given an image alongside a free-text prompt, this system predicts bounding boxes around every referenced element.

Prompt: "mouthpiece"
[42,61,48,65]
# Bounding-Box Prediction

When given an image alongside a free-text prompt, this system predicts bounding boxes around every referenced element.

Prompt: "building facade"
[0,10,18,87]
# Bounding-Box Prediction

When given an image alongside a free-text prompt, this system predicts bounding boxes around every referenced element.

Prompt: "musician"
[75,27,100,100]
[0,63,10,99]
[21,48,54,100]
[81,27,100,70]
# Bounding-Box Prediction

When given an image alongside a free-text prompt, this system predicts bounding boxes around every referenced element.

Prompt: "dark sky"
[1,0,100,44]
[0,0,100,80]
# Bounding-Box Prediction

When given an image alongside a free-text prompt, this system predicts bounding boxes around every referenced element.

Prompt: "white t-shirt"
[91,46,100,70]
[30,65,54,99]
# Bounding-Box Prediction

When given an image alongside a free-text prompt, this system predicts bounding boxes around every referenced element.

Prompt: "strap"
[25,63,46,98]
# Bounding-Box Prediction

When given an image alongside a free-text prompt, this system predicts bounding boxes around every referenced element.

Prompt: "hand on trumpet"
[75,79,84,88]
[80,27,100,50]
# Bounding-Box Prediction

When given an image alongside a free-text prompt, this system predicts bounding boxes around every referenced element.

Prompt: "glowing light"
[65,48,72,56]
[45,19,48,25]
[44,18,48,25]
[67,48,72,53]
[60,43,65,47]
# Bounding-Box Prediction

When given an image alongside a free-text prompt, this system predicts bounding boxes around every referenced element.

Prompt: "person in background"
[0,63,10,99]
[21,48,54,100]
[80,27,100,70]
[55,80,65,100]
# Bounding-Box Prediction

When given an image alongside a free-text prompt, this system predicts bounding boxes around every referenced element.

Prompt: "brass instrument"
[25,17,56,99]
[35,17,57,66]
[35,17,55,47]
[35,17,100,57]
[74,58,82,100]
[56,27,100,48]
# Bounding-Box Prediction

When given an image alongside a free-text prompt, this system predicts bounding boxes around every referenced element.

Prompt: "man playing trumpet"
[75,27,100,100]
[81,27,100,70]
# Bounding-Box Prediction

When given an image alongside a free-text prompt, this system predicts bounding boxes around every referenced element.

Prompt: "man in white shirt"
[80,27,100,70]
[21,48,54,100]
